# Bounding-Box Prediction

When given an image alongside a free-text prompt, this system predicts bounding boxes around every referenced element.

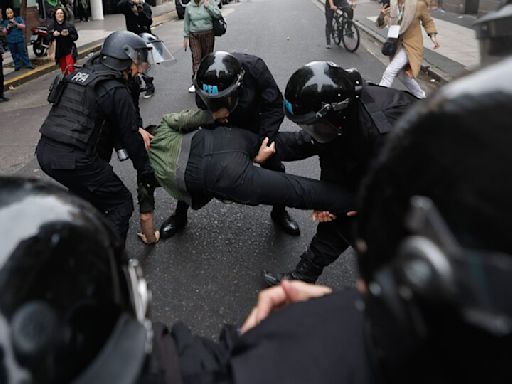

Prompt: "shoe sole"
[143,94,154,99]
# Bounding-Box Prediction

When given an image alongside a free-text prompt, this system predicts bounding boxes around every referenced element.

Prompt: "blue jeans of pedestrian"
[8,41,31,69]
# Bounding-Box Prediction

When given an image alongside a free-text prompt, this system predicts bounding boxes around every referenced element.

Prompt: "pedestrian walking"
[48,7,78,75]
[77,0,89,21]
[376,0,439,98]
[1,8,33,71]
[183,0,221,93]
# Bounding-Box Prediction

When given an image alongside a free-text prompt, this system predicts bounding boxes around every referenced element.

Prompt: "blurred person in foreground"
[1,56,511,383]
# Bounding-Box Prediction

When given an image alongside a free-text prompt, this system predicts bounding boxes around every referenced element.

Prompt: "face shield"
[284,97,350,142]
[124,45,153,73]
[299,120,341,143]
[194,70,244,113]
[146,39,176,66]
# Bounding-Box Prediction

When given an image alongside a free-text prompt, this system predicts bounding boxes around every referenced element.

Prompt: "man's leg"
[9,42,21,70]
[142,73,155,98]
[37,146,134,243]
[379,48,408,88]
[160,200,189,239]
[205,152,353,216]
[263,218,353,286]
[325,8,334,47]
[260,155,301,236]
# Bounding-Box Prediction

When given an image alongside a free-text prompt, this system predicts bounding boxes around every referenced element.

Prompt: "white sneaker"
[188,85,195,93]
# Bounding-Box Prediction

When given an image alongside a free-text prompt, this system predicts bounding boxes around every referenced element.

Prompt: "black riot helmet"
[284,61,360,143]
[473,0,512,65]
[355,57,512,384]
[193,51,245,113]
[100,31,153,72]
[0,178,151,383]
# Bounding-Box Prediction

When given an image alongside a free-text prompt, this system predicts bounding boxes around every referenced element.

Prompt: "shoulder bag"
[212,15,227,37]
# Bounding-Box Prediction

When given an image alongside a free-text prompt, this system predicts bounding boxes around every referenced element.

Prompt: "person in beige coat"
[377,0,439,98]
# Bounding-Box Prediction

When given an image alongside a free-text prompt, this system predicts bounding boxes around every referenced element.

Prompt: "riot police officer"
[160,51,300,239]
[263,61,417,285]
[36,31,157,244]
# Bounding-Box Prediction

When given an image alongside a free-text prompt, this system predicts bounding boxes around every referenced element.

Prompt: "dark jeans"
[325,3,354,45]
[8,41,31,69]
[274,130,356,272]
[183,128,353,215]
[36,138,134,242]
[142,73,154,93]
[0,58,4,97]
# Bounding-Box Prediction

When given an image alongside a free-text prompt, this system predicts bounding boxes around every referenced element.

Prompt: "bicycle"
[331,8,360,53]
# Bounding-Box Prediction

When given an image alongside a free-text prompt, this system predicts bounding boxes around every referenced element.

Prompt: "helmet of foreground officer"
[0,178,151,383]
[284,61,362,143]
[355,57,512,384]
[194,51,245,113]
[100,30,153,73]
[473,0,512,65]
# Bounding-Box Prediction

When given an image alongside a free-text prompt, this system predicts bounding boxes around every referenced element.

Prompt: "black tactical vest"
[40,65,125,151]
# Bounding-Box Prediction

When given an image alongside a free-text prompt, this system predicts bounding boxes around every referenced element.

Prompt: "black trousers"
[0,58,4,98]
[142,73,155,93]
[325,3,354,45]
[36,138,134,242]
[183,128,353,215]
[274,131,355,271]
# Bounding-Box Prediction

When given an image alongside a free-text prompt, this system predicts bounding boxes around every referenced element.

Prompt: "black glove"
[137,172,159,213]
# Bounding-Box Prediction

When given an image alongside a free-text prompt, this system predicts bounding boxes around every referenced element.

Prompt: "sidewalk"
[2,1,177,90]
[319,0,480,82]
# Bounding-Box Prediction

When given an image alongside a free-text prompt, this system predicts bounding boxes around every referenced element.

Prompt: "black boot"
[262,259,323,287]
[160,202,188,239]
[270,207,300,236]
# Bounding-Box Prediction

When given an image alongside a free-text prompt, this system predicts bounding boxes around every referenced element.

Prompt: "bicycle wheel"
[341,19,360,52]
[332,16,342,46]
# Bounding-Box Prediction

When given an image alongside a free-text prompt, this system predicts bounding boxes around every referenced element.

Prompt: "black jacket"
[277,85,417,192]
[48,20,78,62]
[162,289,378,384]
[118,0,153,34]
[197,52,284,142]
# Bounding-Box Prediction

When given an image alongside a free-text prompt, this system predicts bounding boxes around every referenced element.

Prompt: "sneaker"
[143,88,155,99]
[188,84,195,93]
[326,43,331,49]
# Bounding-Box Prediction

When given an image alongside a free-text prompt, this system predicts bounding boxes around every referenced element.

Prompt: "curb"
[4,9,177,91]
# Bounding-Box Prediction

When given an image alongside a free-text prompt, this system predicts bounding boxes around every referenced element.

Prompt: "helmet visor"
[146,39,176,66]
[125,46,153,72]
[299,120,340,143]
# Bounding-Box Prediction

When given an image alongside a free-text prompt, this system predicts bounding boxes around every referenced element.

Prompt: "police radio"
[47,73,66,104]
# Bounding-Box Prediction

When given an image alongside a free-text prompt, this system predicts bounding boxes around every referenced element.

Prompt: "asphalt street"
[0,0,438,338]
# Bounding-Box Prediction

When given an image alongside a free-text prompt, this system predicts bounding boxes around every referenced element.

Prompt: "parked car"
[175,0,225,19]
